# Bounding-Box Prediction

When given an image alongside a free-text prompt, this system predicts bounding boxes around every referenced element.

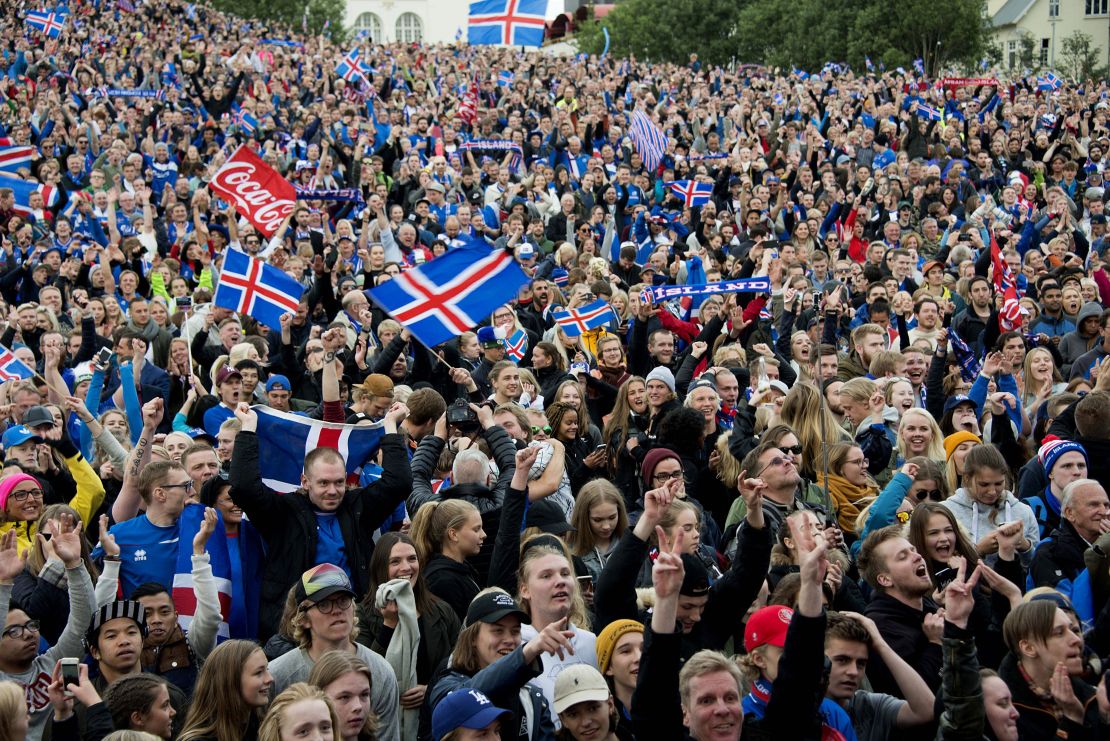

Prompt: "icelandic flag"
[468,0,546,48]
[0,175,59,216]
[668,180,713,208]
[552,299,616,337]
[336,48,367,84]
[1038,72,1062,92]
[238,111,259,135]
[629,109,667,174]
[253,405,385,493]
[913,58,925,76]
[865,56,874,72]
[214,249,305,331]
[368,239,529,349]
[948,331,981,383]
[172,503,234,640]
[502,328,528,362]
[0,146,34,174]
[498,70,515,88]
[24,11,68,39]
[916,104,943,122]
[0,345,35,381]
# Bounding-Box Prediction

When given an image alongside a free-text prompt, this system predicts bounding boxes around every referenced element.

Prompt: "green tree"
[734,0,856,71]
[1059,30,1103,81]
[849,0,991,76]
[574,0,744,66]
[209,0,345,41]
[1018,32,1036,71]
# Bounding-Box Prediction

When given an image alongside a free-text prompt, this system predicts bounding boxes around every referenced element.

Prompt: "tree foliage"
[1059,30,1104,82]
[208,0,345,41]
[577,0,992,74]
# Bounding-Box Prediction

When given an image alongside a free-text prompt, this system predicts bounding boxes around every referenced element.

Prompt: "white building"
[345,0,580,45]
[989,0,1110,70]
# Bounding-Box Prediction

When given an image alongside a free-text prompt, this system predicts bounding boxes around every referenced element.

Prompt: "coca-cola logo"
[211,160,295,234]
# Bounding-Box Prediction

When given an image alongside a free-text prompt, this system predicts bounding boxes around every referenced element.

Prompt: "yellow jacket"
[0,452,106,554]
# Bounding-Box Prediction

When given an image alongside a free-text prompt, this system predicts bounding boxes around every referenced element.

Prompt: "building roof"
[991,0,1037,27]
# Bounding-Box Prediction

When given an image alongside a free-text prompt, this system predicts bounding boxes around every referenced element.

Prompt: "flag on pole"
[0,146,34,174]
[1037,72,1062,92]
[253,405,385,493]
[214,249,305,331]
[865,56,874,72]
[913,58,925,77]
[368,239,529,349]
[915,104,943,122]
[667,180,713,208]
[468,0,546,47]
[24,11,68,38]
[0,345,35,381]
[551,299,616,337]
[336,49,367,84]
[629,109,667,174]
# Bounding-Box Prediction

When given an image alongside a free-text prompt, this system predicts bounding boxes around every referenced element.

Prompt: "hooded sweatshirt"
[941,488,1040,567]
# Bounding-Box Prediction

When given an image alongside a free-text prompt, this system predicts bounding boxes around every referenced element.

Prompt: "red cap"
[744,605,793,652]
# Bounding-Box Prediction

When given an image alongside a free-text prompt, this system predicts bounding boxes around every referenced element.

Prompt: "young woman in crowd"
[307,652,379,741]
[409,499,486,622]
[816,442,879,540]
[552,663,629,741]
[568,480,629,584]
[257,683,340,741]
[176,639,273,741]
[943,431,982,493]
[600,376,649,509]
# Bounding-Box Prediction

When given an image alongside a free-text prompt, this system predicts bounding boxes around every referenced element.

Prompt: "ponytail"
[409,500,479,562]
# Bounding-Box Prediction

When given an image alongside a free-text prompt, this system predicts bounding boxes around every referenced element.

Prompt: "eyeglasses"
[845,457,869,468]
[778,445,802,457]
[7,488,43,503]
[895,511,912,524]
[653,470,685,483]
[914,489,944,502]
[530,425,552,435]
[754,456,793,476]
[311,595,353,614]
[2,620,39,639]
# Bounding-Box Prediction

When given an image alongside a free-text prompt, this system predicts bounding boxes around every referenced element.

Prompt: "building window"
[353,12,382,41]
[1040,38,1050,66]
[1087,0,1109,14]
[1008,40,1017,69]
[395,12,423,43]
[1049,0,1060,16]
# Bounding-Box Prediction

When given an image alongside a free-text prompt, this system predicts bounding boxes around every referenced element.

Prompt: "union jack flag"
[368,238,530,349]
[0,146,34,175]
[214,249,305,331]
[24,11,67,39]
[629,109,667,174]
[0,345,34,382]
[501,328,528,362]
[468,0,546,47]
[1037,72,1062,92]
[552,299,615,337]
[668,180,713,208]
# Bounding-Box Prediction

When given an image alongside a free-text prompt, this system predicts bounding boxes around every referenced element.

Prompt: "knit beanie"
[1038,439,1088,476]
[640,447,682,486]
[595,619,644,675]
[644,366,675,393]
[0,474,41,512]
[943,431,982,462]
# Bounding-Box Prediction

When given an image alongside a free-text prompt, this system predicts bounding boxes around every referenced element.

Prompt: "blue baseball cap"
[265,374,291,393]
[516,243,535,260]
[2,425,42,449]
[432,689,511,741]
[477,326,501,348]
[943,394,978,415]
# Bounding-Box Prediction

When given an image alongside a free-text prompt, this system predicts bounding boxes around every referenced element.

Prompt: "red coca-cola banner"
[939,77,1000,89]
[209,145,296,237]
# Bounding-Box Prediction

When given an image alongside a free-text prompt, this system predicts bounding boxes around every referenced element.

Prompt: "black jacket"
[228,430,412,640]
[864,592,942,695]
[1031,518,1091,589]
[998,652,1105,740]
[423,554,482,623]
[357,596,460,683]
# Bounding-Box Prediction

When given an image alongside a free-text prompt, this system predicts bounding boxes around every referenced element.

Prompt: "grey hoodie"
[940,488,1040,567]
[0,565,94,741]
[1060,301,1105,376]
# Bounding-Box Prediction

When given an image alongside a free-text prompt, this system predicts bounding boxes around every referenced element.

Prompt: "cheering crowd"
[3,0,1110,739]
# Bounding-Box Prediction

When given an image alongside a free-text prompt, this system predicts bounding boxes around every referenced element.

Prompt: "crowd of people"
[1,0,1110,739]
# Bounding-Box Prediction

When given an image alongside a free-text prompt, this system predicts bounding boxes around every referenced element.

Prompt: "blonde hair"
[839,377,877,404]
[779,384,850,479]
[517,535,589,628]
[0,681,26,740]
[568,481,628,556]
[897,409,945,461]
[258,684,341,741]
[409,500,481,562]
[680,650,744,704]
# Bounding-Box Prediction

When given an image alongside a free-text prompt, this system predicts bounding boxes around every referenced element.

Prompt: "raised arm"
[112,398,163,523]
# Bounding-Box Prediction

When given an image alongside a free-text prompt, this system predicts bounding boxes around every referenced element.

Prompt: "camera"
[446,398,480,433]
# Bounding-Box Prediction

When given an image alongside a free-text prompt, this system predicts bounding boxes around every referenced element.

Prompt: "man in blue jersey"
[103,460,193,597]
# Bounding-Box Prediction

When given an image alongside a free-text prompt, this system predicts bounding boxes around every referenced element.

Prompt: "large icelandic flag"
[172,503,234,640]
[368,239,530,349]
[0,175,59,216]
[0,345,35,381]
[468,0,546,47]
[253,405,385,493]
[0,146,34,175]
[214,249,305,331]
[24,11,68,38]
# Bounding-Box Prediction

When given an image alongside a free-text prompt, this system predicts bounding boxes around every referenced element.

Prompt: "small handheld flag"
[0,345,35,382]
[552,299,616,337]
[667,180,713,208]
[214,249,305,331]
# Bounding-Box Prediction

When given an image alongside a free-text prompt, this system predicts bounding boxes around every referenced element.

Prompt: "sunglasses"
[778,445,802,456]
[914,489,944,502]
[755,456,793,476]
[531,425,552,435]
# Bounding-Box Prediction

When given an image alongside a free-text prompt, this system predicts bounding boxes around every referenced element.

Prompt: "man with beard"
[265,564,400,739]
[907,299,941,351]
[858,526,945,695]
[1030,280,1075,338]
[951,277,993,351]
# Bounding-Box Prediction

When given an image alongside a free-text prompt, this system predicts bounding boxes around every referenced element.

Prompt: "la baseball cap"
[432,689,511,741]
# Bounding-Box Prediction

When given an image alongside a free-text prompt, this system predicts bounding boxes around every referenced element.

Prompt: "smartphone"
[176,296,193,310]
[95,347,113,367]
[61,657,79,688]
[934,567,958,590]
[594,444,606,452]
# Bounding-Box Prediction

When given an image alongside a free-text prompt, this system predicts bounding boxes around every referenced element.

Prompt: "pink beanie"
[0,474,40,512]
